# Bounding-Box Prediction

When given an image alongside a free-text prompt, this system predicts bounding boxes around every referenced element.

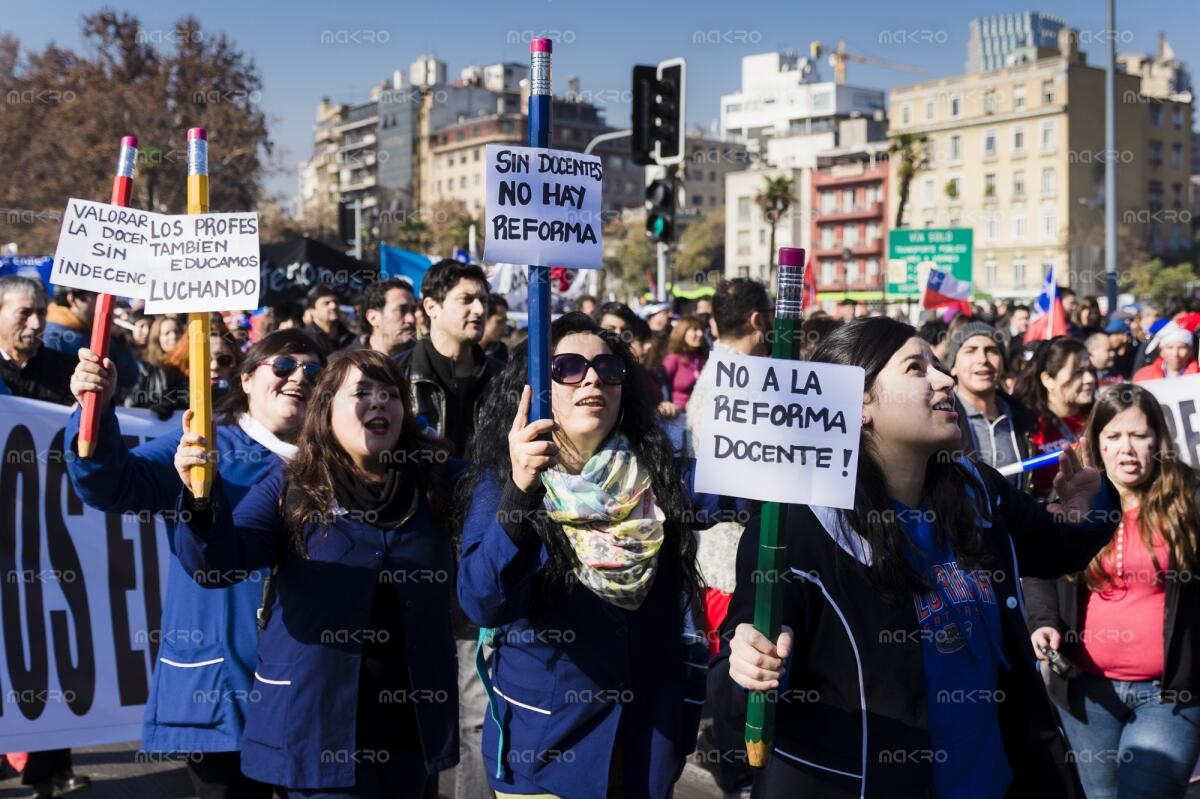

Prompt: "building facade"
[966,12,1066,73]
[810,142,889,307]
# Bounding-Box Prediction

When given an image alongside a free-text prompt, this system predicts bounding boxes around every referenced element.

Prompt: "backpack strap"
[475,625,506,780]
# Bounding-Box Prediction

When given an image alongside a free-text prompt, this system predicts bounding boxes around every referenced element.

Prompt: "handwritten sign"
[483,144,603,270]
[694,352,865,508]
[52,199,260,312]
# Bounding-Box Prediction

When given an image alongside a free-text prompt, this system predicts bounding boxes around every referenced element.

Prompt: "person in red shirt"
[1132,322,1198,382]
[1025,384,1200,799]
[1013,337,1094,499]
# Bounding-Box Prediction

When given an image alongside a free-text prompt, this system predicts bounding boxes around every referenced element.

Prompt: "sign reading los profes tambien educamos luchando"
[52,198,260,312]
[694,351,865,509]
[483,144,603,270]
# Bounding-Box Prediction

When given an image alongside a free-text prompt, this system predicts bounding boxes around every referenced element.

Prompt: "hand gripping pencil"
[77,136,137,458]
[186,128,214,499]
[745,246,805,767]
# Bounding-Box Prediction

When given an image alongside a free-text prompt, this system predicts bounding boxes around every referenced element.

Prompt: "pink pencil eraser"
[188,128,207,141]
[531,38,552,53]
[779,247,806,267]
[121,136,138,148]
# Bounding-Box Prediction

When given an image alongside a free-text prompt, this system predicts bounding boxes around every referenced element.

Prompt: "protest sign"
[694,352,864,508]
[0,397,175,752]
[51,199,261,312]
[483,143,603,270]
[1141,374,1200,467]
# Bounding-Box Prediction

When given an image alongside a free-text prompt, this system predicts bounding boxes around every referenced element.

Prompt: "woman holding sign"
[712,317,1120,799]
[172,349,458,798]
[66,328,324,799]
[456,312,709,799]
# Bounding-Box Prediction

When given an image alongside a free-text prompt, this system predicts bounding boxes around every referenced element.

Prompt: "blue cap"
[1104,318,1131,334]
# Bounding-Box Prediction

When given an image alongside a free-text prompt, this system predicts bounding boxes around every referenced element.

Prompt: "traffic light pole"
[656,241,668,302]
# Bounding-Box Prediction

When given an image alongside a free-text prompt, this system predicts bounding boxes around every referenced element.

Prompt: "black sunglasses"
[214,354,235,369]
[551,353,626,386]
[256,355,322,383]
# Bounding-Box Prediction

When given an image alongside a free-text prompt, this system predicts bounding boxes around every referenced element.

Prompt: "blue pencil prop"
[997,450,1064,477]
[527,37,553,423]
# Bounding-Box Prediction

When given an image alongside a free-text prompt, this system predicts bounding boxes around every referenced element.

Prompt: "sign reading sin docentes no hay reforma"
[52,198,260,313]
[694,352,865,509]
[483,144,603,270]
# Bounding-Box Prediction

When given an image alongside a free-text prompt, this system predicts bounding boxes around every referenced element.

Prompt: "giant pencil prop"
[78,136,138,458]
[745,246,805,767]
[527,38,553,423]
[186,128,214,498]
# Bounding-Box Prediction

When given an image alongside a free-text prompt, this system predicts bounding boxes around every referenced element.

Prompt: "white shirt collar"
[237,413,299,461]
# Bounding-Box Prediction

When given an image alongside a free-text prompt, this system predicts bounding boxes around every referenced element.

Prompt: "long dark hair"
[1012,336,1089,422]
[285,349,449,555]
[1081,383,1200,590]
[455,312,703,616]
[215,328,326,425]
[812,317,992,599]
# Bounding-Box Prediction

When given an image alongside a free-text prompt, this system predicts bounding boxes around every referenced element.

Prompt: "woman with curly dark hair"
[456,312,707,799]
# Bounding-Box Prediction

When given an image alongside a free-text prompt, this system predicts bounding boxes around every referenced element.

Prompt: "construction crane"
[810,39,923,85]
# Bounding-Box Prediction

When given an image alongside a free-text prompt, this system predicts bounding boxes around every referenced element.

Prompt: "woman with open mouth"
[173,348,457,799]
[66,328,325,799]
[456,312,709,799]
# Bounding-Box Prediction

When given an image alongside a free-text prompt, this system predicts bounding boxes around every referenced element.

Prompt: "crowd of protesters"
[1,263,1199,798]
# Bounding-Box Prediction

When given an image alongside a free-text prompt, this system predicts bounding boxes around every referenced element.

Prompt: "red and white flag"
[921,266,972,316]
[1027,264,1068,341]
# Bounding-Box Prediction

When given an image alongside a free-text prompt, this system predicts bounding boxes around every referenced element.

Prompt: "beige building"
[889,31,1192,298]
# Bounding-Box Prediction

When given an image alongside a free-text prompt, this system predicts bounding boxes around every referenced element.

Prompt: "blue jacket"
[44,315,139,389]
[173,462,459,789]
[66,406,276,753]
[458,473,709,799]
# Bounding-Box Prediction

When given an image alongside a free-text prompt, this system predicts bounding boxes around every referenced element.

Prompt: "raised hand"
[508,385,559,493]
[1047,441,1103,525]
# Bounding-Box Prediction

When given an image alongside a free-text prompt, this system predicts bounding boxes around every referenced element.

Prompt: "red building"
[810,142,890,315]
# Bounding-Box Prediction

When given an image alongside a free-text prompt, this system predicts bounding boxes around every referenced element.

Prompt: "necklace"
[1114,521,1125,579]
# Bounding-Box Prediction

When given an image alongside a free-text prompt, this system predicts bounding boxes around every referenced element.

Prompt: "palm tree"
[754,175,796,286]
[888,133,929,229]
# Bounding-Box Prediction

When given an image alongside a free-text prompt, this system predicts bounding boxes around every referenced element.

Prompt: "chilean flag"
[922,267,972,316]
[1027,264,1068,341]
[802,253,818,309]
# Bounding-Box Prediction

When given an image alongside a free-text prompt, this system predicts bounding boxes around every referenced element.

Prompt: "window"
[984,173,997,198]
[821,192,837,214]
[737,196,751,222]
[435,180,441,193]
[846,260,860,284]
[460,176,467,188]
[867,185,883,204]
[1012,125,1026,154]
[1039,166,1056,195]
[949,135,962,162]
[1013,85,1026,110]
[866,258,879,281]
[983,212,998,242]
[821,227,836,248]
[1012,211,1027,239]
[921,177,936,207]
[949,94,961,117]
[1013,170,1026,198]
[984,90,997,114]
[843,188,856,211]
[1172,142,1184,169]
[759,229,767,245]
[736,230,750,255]
[1042,79,1055,104]
[901,104,911,125]
[474,148,480,161]
[925,99,934,120]
[821,260,837,284]
[866,221,881,242]
[473,173,480,186]
[1173,183,1184,207]
[946,177,961,200]
[1150,140,1163,165]
[1041,209,1058,239]
[985,259,997,288]
[1150,104,1163,127]
[844,225,860,247]
[1040,120,1056,151]
[1014,261,1026,288]
[984,129,997,158]
[1173,107,1184,129]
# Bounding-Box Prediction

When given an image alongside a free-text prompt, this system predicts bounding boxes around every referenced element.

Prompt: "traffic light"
[631,58,686,166]
[645,172,676,243]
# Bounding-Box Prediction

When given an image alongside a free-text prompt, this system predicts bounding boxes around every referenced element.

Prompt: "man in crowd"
[1004,304,1030,363]
[1084,331,1121,387]
[574,294,597,317]
[481,293,510,364]
[359,277,418,359]
[0,277,91,796]
[948,321,1037,488]
[1105,317,1136,379]
[303,284,356,357]
[42,287,139,391]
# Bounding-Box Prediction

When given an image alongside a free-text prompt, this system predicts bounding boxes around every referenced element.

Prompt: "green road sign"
[886,228,973,297]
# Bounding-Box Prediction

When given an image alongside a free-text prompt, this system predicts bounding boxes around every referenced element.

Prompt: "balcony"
[810,240,884,259]
[814,202,883,222]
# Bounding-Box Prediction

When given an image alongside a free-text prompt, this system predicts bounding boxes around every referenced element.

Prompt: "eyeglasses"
[551,353,626,386]
[256,355,323,383]
[214,354,235,369]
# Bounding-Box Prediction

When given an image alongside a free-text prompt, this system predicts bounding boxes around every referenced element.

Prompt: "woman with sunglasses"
[172,349,457,798]
[65,329,325,799]
[127,317,243,419]
[456,312,708,799]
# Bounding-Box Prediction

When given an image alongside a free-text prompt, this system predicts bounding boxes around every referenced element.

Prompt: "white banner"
[0,397,175,752]
[694,353,865,508]
[483,144,603,270]
[1140,374,1200,467]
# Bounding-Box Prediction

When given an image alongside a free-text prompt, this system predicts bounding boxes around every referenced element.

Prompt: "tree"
[0,11,271,252]
[1127,258,1198,308]
[754,175,796,288]
[888,133,929,229]
[602,214,654,294]
[674,208,724,284]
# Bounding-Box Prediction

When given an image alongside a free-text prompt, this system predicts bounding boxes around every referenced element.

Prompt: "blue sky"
[7,0,1196,199]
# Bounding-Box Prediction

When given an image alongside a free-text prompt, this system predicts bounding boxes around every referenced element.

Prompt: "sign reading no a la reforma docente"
[484,143,603,270]
[694,352,865,509]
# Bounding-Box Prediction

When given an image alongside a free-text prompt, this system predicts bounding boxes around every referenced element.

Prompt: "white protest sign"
[144,212,260,313]
[51,199,159,298]
[1140,374,1200,467]
[51,199,260,312]
[694,352,865,508]
[484,143,603,269]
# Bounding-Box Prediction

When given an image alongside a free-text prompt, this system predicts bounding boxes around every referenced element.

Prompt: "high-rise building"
[891,28,1193,298]
[966,12,1066,73]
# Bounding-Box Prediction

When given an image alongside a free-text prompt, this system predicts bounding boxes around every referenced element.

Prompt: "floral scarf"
[540,434,665,610]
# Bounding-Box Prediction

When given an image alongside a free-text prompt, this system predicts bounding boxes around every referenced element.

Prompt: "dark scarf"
[329,459,419,530]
